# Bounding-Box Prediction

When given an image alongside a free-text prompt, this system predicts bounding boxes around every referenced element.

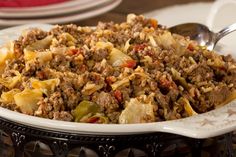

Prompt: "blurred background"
[0,0,215,27]
[74,0,214,26]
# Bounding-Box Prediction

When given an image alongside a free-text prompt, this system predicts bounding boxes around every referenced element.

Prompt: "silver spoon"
[169,23,236,51]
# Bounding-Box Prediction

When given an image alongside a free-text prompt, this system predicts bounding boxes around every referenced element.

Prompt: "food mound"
[0,14,236,124]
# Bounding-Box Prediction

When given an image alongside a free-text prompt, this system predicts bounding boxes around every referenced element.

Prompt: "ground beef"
[49,92,64,111]
[224,73,236,88]
[155,90,170,111]
[22,28,47,46]
[13,28,47,57]
[206,85,231,107]
[107,111,121,124]
[93,92,119,113]
[22,60,41,76]
[35,98,53,118]
[188,64,214,82]
[0,102,17,111]
[59,82,81,110]
[4,57,25,74]
[92,49,109,62]
[0,14,236,124]
[53,111,73,121]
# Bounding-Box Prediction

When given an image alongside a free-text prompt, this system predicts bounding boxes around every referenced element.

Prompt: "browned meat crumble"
[0,14,236,124]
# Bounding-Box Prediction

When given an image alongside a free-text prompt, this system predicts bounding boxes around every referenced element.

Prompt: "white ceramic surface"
[0,0,122,26]
[0,0,110,18]
[0,2,236,138]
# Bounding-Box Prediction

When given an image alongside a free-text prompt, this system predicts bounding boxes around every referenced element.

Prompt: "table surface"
[75,0,213,26]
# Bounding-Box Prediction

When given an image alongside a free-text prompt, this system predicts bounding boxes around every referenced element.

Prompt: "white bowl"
[1,23,236,139]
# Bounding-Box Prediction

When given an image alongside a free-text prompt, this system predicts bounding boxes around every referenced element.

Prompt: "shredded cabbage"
[25,35,53,52]
[81,82,104,95]
[109,48,133,67]
[119,97,155,124]
[156,32,176,49]
[0,89,21,103]
[14,89,43,114]
[111,78,130,90]
[96,41,113,50]
[31,78,60,95]
[179,97,198,116]
[0,42,15,74]
[123,39,131,52]
[0,71,21,89]
[24,50,37,61]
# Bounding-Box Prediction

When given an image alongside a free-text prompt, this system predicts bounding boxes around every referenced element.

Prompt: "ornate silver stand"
[0,117,234,157]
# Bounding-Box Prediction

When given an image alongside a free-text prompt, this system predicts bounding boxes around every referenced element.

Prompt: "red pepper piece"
[79,64,87,73]
[134,43,148,52]
[122,60,136,68]
[149,19,158,28]
[66,49,81,56]
[106,76,115,85]
[87,117,100,123]
[114,90,123,102]
[187,43,195,51]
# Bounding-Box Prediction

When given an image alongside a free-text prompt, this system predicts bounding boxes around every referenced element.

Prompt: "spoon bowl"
[169,23,236,51]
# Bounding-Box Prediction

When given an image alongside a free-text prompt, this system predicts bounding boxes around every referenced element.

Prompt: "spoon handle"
[215,23,236,43]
